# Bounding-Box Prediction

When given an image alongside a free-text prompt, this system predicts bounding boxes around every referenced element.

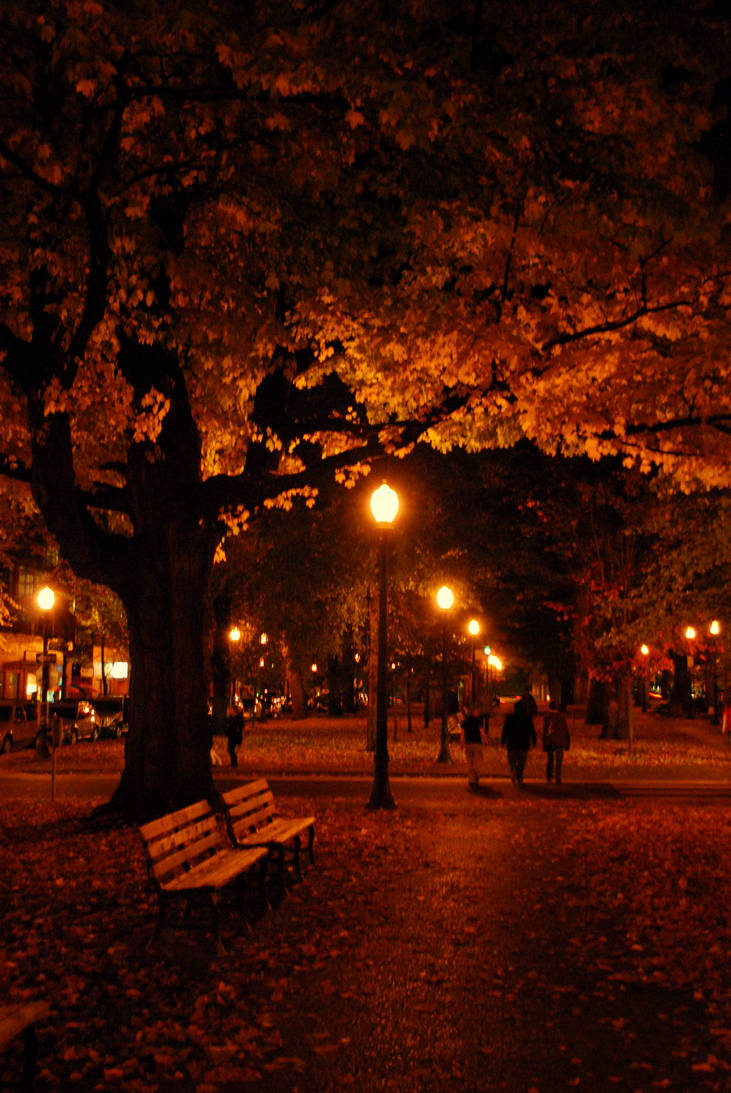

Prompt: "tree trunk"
[100,634,108,696]
[406,660,413,733]
[288,664,307,718]
[670,652,694,717]
[210,595,232,736]
[108,524,216,820]
[612,675,634,741]
[586,678,608,726]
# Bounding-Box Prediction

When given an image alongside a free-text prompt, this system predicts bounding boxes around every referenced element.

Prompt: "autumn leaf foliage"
[0,0,729,813]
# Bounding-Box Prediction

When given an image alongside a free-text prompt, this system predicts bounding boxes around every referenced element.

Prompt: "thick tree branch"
[544,299,692,351]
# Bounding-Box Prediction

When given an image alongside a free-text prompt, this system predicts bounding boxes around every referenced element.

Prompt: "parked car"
[52,699,99,743]
[0,701,46,753]
[92,696,129,738]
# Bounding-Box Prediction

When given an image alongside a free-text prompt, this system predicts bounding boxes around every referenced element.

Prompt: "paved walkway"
[224,785,728,1092]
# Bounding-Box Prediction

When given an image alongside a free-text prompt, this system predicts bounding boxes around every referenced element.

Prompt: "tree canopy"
[0,0,729,814]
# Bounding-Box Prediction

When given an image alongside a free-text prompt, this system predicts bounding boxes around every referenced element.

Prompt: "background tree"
[0,0,728,816]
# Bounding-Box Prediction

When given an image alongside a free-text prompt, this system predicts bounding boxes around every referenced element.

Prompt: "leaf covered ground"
[1,788,730,1090]
[4,705,731,781]
[1,709,730,1090]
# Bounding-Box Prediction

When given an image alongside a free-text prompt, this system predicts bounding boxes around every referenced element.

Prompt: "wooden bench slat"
[163,846,267,892]
[138,799,270,950]
[139,799,211,839]
[0,1002,50,1049]
[235,816,315,846]
[221,781,316,885]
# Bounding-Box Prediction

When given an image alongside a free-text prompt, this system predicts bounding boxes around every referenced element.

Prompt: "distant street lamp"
[229,626,241,643]
[436,585,454,764]
[709,620,721,725]
[487,652,503,702]
[36,585,56,799]
[36,586,55,728]
[640,643,650,711]
[467,619,480,702]
[367,482,399,810]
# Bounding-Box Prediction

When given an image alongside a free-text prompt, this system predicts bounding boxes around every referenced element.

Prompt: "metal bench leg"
[210,893,227,956]
[147,893,169,950]
[22,1022,39,1093]
[270,844,286,890]
[292,835,303,881]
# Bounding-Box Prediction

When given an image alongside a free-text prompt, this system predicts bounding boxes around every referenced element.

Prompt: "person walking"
[501,697,537,785]
[460,704,486,791]
[542,700,570,784]
[226,710,244,767]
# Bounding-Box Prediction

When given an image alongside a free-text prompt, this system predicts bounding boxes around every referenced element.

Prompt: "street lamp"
[36,585,55,728]
[709,620,721,724]
[467,619,480,702]
[367,482,399,809]
[640,643,649,711]
[436,584,454,764]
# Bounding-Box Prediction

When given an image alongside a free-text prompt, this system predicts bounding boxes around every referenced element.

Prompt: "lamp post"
[487,653,503,707]
[36,585,55,728]
[367,482,399,810]
[36,585,56,798]
[228,626,241,709]
[709,620,721,724]
[257,632,268,718]
[436,584,454,764]
[468,619,480,702]
[640,644,649,711]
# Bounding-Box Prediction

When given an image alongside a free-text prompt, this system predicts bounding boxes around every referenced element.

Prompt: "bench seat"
[222,779,315,885]
[139,799,268,951]
[0,1000,50,1092]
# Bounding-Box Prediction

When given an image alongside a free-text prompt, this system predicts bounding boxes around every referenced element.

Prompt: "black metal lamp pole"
[368,527,395,809]
[708,621,721,725]
[468,620,480,703]
[436,586,453,764]
[367,483,398,810]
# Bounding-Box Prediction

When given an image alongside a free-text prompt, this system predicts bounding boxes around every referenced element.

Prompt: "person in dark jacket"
[542,699,571,784]
[501,698,537,784]
[226,711,244,767]
[460,704,486,790]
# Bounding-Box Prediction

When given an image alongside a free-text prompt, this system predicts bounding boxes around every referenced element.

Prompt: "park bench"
[138,799,269,952]
[221,779,316,887]
[0,1000,50,1092]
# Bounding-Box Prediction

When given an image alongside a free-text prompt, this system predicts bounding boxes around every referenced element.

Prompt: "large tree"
[0,0,729,815]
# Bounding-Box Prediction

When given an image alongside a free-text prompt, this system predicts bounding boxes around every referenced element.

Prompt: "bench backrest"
[221,779,276,841]
[139,800,225,886]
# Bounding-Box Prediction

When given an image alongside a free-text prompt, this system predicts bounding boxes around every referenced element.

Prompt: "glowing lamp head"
[468,619,480,637]
[36,586,55,612]
[229,626,241,642]
[710,619,721,636]
[685,626,696,641]
[370,483,399,526]
[640,644,649,656]
[436,585,454,611]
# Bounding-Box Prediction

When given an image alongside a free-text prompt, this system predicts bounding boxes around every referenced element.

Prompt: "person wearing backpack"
[542,700,570,784]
